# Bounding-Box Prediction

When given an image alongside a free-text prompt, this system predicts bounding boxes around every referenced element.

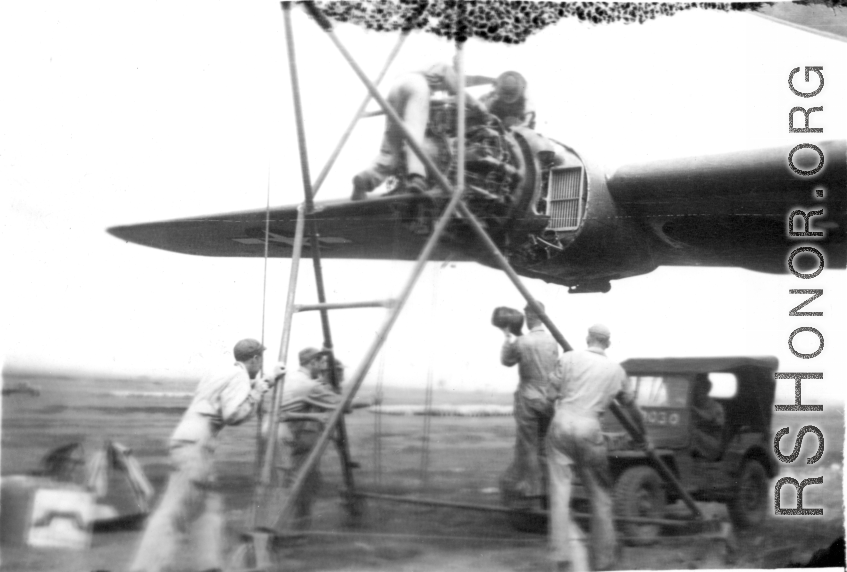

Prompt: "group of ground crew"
[128,320,726,572]
[498,304,726,571]
[498,303,645,571]
[128,341,347,572]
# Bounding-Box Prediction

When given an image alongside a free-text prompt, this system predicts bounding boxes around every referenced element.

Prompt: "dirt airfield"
[1,372,843,571]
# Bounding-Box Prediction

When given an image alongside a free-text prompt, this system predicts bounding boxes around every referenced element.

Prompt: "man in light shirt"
[499,301,558,499]
[130,338,285,572]
[546,324,645,572]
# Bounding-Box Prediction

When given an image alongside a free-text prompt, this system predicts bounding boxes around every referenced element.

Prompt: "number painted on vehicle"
[644,409,680,425]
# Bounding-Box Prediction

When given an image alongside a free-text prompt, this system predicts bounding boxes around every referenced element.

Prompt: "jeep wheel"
[728,459,768,529]
[614,466,667,546]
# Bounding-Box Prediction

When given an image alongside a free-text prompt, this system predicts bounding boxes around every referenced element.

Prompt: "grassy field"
[1,371,843,571]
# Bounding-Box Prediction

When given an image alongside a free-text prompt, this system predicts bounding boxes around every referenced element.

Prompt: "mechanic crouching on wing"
[351,59,488,201]
[130,339,284,572]
[546,325,646,572]
[479,71,536,129]
[480,69,565,168]
[498,302,558,500]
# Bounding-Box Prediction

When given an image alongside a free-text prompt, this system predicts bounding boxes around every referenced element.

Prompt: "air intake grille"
[546,166,585,231]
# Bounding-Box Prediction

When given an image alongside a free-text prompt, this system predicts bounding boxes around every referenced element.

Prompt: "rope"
[285,527,727,545]
[373,348,386,491]
[419,265,439,487]
[260,168,271,360]
[254,167,273,478]
[283,529,547,544]
[420,370,433,488]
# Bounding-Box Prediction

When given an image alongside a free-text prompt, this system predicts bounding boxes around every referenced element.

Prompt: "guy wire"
[255,166,273,478]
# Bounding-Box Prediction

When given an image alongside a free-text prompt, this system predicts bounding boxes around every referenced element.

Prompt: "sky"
[1,2,846,407]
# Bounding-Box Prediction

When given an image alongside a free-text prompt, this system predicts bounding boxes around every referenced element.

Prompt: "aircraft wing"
[108,140,846,290]
[604,140,847,273]
[107,194,475,261]
[756,3,847,43]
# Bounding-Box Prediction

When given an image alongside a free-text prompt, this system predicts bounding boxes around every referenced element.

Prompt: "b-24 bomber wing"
[109,139,846,293]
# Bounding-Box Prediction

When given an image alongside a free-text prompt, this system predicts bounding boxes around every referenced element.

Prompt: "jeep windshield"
[631,375,689,408]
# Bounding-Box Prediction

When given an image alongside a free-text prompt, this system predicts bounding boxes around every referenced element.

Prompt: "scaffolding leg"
[238,2,434,570]
[280,0,361,518]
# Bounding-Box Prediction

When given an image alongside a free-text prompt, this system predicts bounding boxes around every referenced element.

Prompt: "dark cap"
[299,347,328,366]
[496,71,526,104]
[233,338,266,362]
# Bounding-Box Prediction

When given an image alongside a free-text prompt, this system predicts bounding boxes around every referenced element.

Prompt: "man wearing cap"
[546,325,645,572]
[130,338,284,572]
[480,71,536,129]
[274,346,342,529]
[499,301,558,500]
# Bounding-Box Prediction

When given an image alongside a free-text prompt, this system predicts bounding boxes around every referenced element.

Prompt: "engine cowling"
[417,101,657,292]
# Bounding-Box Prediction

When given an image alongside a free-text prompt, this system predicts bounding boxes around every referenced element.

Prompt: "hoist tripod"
[233,3,702,570]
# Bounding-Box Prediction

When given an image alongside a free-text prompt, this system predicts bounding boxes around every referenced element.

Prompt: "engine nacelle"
[504,144,658,292]
[415,100,658,292]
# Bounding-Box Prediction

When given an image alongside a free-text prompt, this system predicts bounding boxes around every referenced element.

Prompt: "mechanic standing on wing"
[351,58,488,201]
[499,301,558,500]
[130,339,284,572]
[274,347,341,530]
[546,325,646,572]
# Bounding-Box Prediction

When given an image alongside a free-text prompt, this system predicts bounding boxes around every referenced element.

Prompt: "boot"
[351,172,378,201]
[405,174,428,195]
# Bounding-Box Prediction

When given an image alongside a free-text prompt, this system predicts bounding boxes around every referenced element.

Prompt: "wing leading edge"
[107,193,474,262]
[109,141,847,287]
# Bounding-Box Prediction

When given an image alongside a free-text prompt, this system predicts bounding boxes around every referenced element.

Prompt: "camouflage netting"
[318,1,768,44]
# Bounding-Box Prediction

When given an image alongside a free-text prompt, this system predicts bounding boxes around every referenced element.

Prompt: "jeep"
[601,356,779,541]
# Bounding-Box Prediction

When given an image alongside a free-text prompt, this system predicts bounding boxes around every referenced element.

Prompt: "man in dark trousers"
[499,301,558,500]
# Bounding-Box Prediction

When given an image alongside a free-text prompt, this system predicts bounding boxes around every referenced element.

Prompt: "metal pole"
[311,31,409,198]
[350,491,706,527]
[607,400,704,519]
[455,40,466,200]
[252,204,306,523]
[280,0,359,510]
[283,2,315,215]
[295,300,396,312]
